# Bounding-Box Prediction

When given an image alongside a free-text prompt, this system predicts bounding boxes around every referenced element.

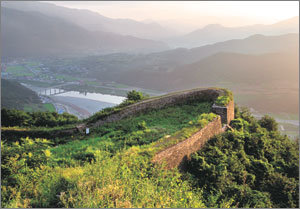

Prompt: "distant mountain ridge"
[1,7,169,58]
[167,16,299,48]
[168,51,299,89]
[2,1,177,39]
[140,33,299,68]
[74,33,298,93]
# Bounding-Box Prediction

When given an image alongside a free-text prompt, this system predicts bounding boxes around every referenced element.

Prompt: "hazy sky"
[45,1,299,32]
[48,1,298,22]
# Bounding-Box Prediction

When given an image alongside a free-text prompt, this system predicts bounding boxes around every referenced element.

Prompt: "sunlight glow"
[47,1,299,25]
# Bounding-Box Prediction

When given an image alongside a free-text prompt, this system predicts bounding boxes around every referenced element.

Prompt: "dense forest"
[1,79,41,110]
[1,90,298,208]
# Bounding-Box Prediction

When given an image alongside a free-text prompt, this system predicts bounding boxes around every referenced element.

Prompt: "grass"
[215,96,231,106]
[24,61,40,67]
[214,89,233,106]
[43,103,56,112]
[50,101,212,166]
[55,75,78,82]
[153,113,218,151]
[2,89,298,208]
[85,81,100,86]
[17,80,62,88]
[14,144,206,208]
[93,101,212,134]
[23,103,56,112]
[0,99,216,207]
[53,146,206,208]
[111,83,130,89]
[6,65,34,77]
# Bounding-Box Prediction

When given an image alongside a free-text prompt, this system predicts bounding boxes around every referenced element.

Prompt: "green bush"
[1,108,78,127]
[1,137,59,208]
[2,89,298,208]
[72,152,96,163]
[126,90,145,102]
[215,96,231,106]
[186,108,299,208]
[214,89,233,106]
[259,115,278,132]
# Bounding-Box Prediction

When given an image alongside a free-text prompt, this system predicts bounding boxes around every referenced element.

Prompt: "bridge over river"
[37,82,77,96]
[38,88,68,96]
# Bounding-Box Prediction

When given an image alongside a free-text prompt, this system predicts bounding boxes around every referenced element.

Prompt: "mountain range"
[166,16,299,48]
[99,33,298,76]
[1,7,169,58]
[2,1,176,40]
[2,1,298,49]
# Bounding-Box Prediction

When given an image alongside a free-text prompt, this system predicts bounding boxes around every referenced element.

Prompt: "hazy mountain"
[1,79,41,110]
[1,7,169,58]
[168,51,299,90]
[78,33,298,93]
[2,1,177,40]
[168,17,299,48]
[112,50,298,116]
[136,33,299,70]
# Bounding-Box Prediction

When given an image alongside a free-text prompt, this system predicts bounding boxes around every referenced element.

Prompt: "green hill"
[1,89,298,208]
[1,79,41,110]
[1,79,56,112]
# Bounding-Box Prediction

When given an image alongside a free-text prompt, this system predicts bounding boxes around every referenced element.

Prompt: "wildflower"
[28,152,33,158]
[44,149,51,157]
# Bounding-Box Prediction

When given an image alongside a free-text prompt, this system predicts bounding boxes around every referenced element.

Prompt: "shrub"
[137,121,147,130]
[1,108,78,127]
[230,118,249,132]
[186,107,299,208]
[215,96,231,106]
[259,115,278,132]
[126,90,145,102]
[72,152,96,163]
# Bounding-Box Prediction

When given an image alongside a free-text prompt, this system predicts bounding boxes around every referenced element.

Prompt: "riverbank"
[250,109,299,139]
[50,95,118,119]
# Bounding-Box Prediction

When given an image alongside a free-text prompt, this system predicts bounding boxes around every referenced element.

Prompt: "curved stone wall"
[152,116,224,170]
[91,87,227,129]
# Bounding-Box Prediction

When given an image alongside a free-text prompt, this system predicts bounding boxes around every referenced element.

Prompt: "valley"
[2,49,298,138]
[1,1,298,208]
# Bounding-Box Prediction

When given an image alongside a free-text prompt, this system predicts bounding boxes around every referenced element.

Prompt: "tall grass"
[50,101,212,165]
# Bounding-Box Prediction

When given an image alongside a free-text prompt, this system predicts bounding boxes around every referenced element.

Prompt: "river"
[22,84,126,119]
[22,83,299,138]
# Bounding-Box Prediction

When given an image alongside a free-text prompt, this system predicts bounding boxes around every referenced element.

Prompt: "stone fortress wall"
[87,87,234,169]
[2,87,234,167]
[89,87,231,128]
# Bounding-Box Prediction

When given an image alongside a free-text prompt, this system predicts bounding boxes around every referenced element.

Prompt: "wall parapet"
[90,87,229,129]
[152,116,224,169]
[212,100,234,124]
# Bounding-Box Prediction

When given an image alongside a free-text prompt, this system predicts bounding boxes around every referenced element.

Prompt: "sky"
[47,1,299,27]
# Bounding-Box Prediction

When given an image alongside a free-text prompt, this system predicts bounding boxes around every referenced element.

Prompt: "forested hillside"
[1,90,298,208]
[1,79,41,110]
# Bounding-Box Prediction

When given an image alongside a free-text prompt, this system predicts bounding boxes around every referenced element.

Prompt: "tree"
[259,115,278,132]
[126,90,144,102]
